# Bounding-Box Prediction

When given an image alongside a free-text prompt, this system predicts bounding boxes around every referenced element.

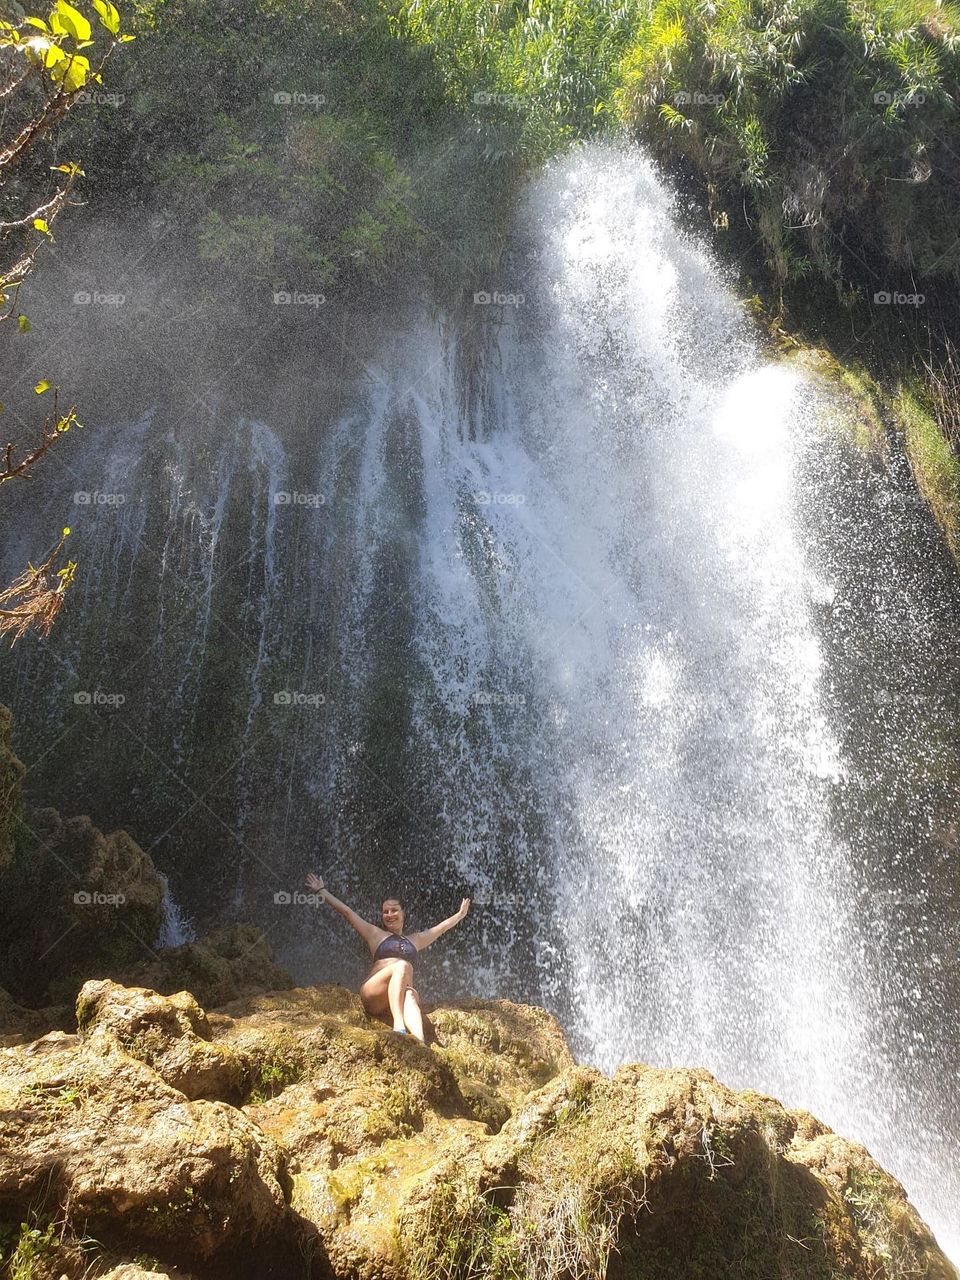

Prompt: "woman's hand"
[306,872,325,894]
[458,897,471,919]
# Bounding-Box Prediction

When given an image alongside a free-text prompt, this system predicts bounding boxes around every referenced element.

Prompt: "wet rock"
[0,704,25,872]
[0,807,165,1005]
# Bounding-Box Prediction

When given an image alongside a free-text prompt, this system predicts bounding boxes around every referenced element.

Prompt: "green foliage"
[613,0,960,300]
[0,1220,58,1280]
[894,378,960,547]
[404,1178,524,1280]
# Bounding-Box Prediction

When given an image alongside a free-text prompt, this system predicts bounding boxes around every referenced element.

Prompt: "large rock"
[0,1028,292,1276]
[122,923,295,1008]
[0,704,25,872]
[0,807,165,1005]
[0,982,954,1280]
[0,984,70,1046]
[77,979,247,1102]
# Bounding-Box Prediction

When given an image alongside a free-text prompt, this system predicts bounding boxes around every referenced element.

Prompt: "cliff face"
[0,979,955,1280]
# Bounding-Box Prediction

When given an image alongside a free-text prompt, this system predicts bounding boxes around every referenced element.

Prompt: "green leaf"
[23,15,49,30]
[17,315,32,333]
[51,50,91,90]
[53,0,91,41]
[33,218,49,233]
[119,32,135,40]
[92,0,120,35]
[34,379,51,393]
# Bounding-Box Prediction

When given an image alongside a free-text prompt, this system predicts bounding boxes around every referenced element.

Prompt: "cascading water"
[313,141,960,1255]
[2,140,958,1255]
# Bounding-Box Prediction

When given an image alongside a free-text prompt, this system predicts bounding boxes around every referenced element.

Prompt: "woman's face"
[381,899,404,933]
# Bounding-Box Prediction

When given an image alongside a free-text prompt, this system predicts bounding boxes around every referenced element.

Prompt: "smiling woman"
[304,872,470,1041]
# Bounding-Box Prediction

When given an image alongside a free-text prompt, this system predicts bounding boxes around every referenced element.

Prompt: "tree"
[0,0,133,643]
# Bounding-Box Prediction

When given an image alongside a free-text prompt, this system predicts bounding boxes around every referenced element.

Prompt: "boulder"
[0,807,165,1005]
[0,981,954,1280]
[0,1029,292,1276]
[77,979,247,1102]
[121,923,295,1008]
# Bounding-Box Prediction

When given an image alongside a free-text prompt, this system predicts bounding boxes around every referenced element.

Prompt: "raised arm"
[305,873,383,950]
[408,898,471,952]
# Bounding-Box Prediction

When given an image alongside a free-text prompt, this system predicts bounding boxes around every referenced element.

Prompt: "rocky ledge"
[0,980,955,1280]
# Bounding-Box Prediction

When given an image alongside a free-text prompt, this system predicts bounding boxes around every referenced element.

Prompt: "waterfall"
[312,141,959,1254]
[2,140,957,1256]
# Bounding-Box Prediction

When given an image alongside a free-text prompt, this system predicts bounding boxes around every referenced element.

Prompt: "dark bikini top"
[373,933,418,963]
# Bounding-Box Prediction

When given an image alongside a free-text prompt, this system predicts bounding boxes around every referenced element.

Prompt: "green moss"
[246,1032,318,1103]
[894,381,960,552]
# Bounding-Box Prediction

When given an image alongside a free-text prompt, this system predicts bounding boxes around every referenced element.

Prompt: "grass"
[895,380,960,553]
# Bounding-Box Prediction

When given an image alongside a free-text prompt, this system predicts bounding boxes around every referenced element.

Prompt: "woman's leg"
[403,987,424,1042]
[386,960,413,1032]
[359,965,395,1019]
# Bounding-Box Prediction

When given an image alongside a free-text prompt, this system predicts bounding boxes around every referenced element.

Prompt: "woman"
[304,872,470,1042]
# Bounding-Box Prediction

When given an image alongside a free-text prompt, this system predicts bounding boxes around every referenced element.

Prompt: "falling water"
[313,142,959,1254]
[2,140,958,1255]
